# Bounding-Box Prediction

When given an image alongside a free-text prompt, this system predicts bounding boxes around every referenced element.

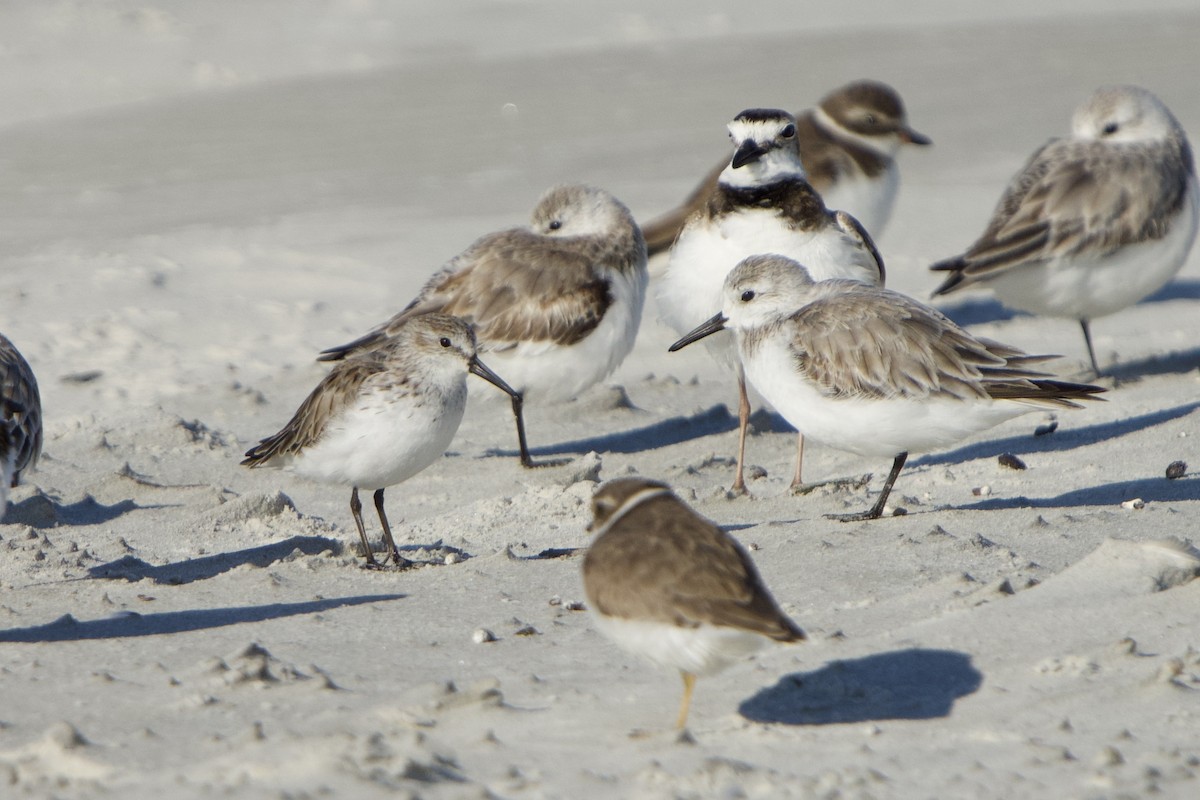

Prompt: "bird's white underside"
[741,329,1041,458]
[282,381,467,490]
[591,612,772,678]
[472,263,647,404]
[984,181,1199,320]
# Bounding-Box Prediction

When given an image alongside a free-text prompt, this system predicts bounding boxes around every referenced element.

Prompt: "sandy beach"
[1,2,1199,797]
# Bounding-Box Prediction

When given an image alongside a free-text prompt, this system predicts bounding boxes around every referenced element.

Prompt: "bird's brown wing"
[785,285,1003,401]
[932,136,1193,293]
[787,284,1104,406]
[242,353,388,466]
[320,230,610,360]
[0,334,42,480]
[584,495,804,642]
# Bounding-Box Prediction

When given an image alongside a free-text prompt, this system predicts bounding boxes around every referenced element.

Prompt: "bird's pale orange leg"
[789,432,805,489]
[676,671,697,730]
[732,371,751,494]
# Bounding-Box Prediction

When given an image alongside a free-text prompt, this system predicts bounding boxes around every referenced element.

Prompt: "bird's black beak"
[668,313,728,352]
[899,126,932,146]
[730,140,769,169]
[469,357,520,399]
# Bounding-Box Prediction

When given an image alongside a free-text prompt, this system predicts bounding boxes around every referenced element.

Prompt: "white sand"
[1,3,1199,797]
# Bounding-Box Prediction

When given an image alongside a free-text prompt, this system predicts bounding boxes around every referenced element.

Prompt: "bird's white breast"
[476,263,647,404]
[658,207,878,366]
[821,162,899,240]
[290,381,467,490]
[591,612,770,678]
[986,181,1199,320]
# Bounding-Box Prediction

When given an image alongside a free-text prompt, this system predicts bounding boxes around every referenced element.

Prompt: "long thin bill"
[668,313,728,352]
[469,357,520,399]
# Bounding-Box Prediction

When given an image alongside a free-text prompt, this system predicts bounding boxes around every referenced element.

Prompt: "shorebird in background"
[0,333,42,517]
[658,108,884,493]
[244,314,519,568]
[583,477,805,729]
[320,184,647,468]
[672,255,1105,521]
[931,85,1198,376]
[642,80,930,255]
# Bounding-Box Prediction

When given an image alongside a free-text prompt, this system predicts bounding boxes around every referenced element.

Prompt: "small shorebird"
[642,80,930,255]
[582,477,805,729]
[657,108,884,493]
[931,85,1198,376]
[319,184,647,468]
[243,314,519,567]
[671,255,1105,521]
[0,333,42,516]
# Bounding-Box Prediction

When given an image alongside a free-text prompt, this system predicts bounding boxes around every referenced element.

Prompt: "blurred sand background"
[1,2,1198,797]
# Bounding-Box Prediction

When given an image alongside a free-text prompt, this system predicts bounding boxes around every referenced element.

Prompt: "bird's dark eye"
[548,220,563,231]
[741,290,755,302]
[439,337,452,348]
[781,124,795,138]
[864,114,877,126]
[1102,122,1118,135]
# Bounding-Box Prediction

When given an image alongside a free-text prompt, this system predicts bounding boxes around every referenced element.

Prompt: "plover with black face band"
[320,184,647,468]
[657,108,884,494]
[932,85,1198,376]
[642,80,930,255]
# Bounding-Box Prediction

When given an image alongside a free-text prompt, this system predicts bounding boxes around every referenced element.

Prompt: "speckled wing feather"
[932,136,1194,292]
[242,350,392,466]
[833,209,886,284]
[584,495,804,642]
[0,334,42,483]
[782,282,1099,406]
[320,230,611,360]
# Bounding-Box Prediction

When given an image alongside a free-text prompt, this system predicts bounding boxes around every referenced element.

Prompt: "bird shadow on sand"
[493,403,737,459]
[739,648,981,725]
[934,296,1023,327]
[87,535,343,585]
[959,474,1199,510]
[1104,346,1200,382]
[932,279,1200,329]
[1143,277,1200,304]
[913,400,1200,468]
[4,493,152,529]
[0,594,405,643]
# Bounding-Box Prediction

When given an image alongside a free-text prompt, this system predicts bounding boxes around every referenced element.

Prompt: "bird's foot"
[520,455,573,469]
[790,473,873,496]
[727,480,750,498]
[823,508,885,523]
